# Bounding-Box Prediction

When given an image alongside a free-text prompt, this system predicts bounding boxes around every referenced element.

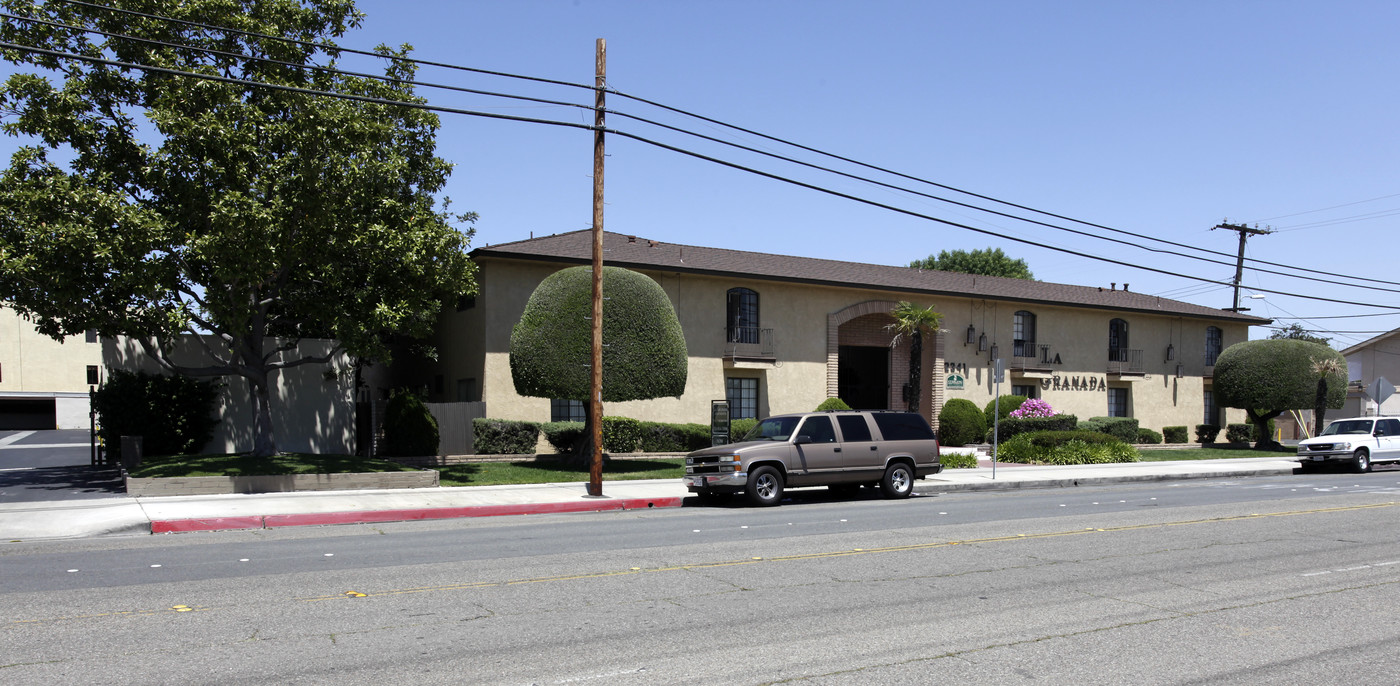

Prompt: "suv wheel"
[1354,449,1372,473]
[746,466,785,506]
[879,462,914,499]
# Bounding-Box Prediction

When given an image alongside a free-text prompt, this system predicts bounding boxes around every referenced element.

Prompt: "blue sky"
[7,1,1400,347]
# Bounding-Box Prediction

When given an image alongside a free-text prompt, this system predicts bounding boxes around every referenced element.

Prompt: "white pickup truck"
[1296,416,1400,472]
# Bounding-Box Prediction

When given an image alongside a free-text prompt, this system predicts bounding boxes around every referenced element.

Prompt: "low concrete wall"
[126,470,438,496]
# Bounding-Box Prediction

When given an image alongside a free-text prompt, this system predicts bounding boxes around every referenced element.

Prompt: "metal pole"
[587,38,606,497]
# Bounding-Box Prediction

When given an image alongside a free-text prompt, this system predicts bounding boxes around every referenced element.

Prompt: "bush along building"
[396,230,1266,441]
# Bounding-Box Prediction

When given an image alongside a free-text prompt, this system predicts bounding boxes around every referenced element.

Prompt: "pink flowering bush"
[1008,398,1056,419]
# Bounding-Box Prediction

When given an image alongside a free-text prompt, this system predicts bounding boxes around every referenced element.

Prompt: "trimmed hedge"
[473,418,541,454]
[1137,427,1163,445]
[997,430,1139,465]
[984,395,1028,427]
[1226,423,1252,444]
[383,391,440,457]
[541,419,712,453]
[541,421,585,453]
[816,397,852,411]
[1163,426,1188,443]
[937,398,987,447]
[1081,416,1140,443]
[601,416,643,452]
[1196,424,1221,443]
[987,413,1078,443]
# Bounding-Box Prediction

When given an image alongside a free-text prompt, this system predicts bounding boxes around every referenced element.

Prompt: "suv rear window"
[871,413,935,441]
[836,415,872,442]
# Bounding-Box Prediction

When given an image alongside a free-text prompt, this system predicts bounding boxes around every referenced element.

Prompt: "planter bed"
[126,469,439,497]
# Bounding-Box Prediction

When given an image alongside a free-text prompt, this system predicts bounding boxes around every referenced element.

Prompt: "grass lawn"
[128,453,684,487]
[436,458,684,487]
[1138,447,1297,461]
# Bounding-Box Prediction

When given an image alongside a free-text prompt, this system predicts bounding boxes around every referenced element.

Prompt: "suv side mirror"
[793,434,812,445]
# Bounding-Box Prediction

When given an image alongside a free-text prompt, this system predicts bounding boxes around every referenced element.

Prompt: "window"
[1012,384,1038,399]
[85,329,98,343]
[86,365,101,386]
[1013,311,1036,358]
[796,415,837,443]
[726,288,759,344]
[1203,389,1218,425]
[456,378,476,402]
[872,412,936,440]
[1109,318,1130,360]
[726,377,759,419]
[836,414,873,442]
[1108,387,1129,417]
[551,398,586,423]
[1205,326,1223,366]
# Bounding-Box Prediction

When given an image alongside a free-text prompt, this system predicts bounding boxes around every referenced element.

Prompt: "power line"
[35,0,1400,293]
[4,39,1400,313]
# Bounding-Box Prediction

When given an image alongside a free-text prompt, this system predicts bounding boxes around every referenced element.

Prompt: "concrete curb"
[150,495,685,533]
[915,466,1300,493]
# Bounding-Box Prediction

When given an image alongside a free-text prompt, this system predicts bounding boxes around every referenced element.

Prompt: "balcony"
[1108,348,1144,376]
[1009,342,1055,376]
[724,326,775,363]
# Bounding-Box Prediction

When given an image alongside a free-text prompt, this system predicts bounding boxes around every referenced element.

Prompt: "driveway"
[0,430,124,503]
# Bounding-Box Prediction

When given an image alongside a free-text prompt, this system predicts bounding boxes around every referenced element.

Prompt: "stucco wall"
[0,306,104,393]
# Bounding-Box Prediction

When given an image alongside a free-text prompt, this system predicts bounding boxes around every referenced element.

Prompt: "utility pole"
[587,38,606,497]
[1212,221,1273,312]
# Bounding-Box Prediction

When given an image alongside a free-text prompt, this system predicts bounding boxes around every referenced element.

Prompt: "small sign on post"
[1368,377,1395,411]
[710,400,731,447]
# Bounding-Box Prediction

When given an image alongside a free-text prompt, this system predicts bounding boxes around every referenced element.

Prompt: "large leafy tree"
[510,266,687,464]
[909,247,1034,280]
[0,0,475,456]
[885,301,942,416]
[1213,339,1346,449]
[1269,323,1332,347]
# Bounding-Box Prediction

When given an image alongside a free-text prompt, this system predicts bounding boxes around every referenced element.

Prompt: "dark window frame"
[726,287,760,344]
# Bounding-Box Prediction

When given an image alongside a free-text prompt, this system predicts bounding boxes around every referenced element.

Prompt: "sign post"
[1368,377,1395,414]
[710,400,731,447]
[992,357,1004,479]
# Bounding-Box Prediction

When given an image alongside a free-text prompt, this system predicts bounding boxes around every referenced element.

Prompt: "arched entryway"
[827,301,943,421]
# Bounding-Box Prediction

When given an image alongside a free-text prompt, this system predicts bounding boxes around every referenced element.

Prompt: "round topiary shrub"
[816,397,852,411]
[383,390,440,457]
[1137,427,1163,444]
[937,398,988,447]
[984,395,1028,427]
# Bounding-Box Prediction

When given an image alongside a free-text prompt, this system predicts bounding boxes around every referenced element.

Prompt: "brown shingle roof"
[475,230,1270,324]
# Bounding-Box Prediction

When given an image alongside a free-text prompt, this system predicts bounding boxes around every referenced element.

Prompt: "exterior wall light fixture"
[966,324,977,345]
[1165,343,1175,362]
[978,333,988,352]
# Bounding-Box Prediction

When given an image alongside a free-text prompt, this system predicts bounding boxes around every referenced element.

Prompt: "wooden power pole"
[588,39,606,497]
[1212,221,1273,312]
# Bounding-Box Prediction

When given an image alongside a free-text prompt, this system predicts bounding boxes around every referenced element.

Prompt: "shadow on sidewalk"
[0,466,126,498]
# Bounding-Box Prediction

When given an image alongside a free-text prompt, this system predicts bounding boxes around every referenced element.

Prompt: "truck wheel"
[746,466,784,506]
[1354,449,1371,473]
[879,462,914,499]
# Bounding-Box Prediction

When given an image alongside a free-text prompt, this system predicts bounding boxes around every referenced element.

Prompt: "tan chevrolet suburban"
[683,410,943,506]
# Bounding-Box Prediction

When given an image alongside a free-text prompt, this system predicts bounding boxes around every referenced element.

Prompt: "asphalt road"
[0,430,123,503]
[4,471,1400,684]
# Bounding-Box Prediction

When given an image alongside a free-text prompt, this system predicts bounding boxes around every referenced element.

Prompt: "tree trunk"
[249,374,277,458]
[907,331,923,415]
[1247,409,1284,451]
[565,401,608,469]
[1314,379,1329,437]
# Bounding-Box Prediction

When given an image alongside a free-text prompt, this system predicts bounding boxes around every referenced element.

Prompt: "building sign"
[1041,375,1108,392]
[710,400,730,446]
[946,374,965,390]
[944,362,968,391]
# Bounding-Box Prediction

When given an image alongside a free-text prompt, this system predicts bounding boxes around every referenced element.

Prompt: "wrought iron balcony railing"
[725,326,775,360]
[1108,348,1144,374]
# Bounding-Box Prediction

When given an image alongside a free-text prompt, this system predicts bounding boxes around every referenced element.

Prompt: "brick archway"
[827,300,945,423]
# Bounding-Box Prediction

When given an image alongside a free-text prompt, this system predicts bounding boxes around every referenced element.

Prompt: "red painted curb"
[150,496,684,533]
[151,516,265,533]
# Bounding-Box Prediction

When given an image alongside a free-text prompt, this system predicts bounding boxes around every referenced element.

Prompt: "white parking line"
[0,431,36,447]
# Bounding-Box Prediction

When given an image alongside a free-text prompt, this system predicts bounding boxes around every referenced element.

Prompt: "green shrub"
[383,390,440,457]
[988,413,1078,443]
[984,395,1028,427]
[997,430,1139,465]
[816,397,852,411]
[940,452,979,469]
[731,418,758,441]
[1226,423,1252,444]
[1196,424,1221,443]
[1163,426,1188,443]
[602,416,644,452]
[937,398,987,447]
[636,421,711,452]
[1084,416,1140,442]
[541,421,585,453]
[92,369,221,457]
[1137,428,1163,444]
[473,418,540,454]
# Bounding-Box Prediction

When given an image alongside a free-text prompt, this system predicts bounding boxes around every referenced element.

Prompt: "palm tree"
[1311,357,1345,437]
[886,302,944,416]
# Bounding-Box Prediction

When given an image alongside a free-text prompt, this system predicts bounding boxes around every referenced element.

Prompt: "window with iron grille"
[726,377,759,419]
[1108,387,1129,417]
[1013,311,1036,357]
[726,288,759,344]
[1203,389,1218,426]
[551,398,586,423]
[1205,326,1223,366]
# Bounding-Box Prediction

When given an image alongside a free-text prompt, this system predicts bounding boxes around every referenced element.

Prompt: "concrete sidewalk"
[0,456,1305,541]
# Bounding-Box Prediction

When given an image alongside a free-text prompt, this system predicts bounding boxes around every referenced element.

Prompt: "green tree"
[1269,323,1332,347]
[1310,356,1346,437]
[909,247,1034,280]
[0,0,475,457]
[1213,339,1346,449]
[510,266,687,464]
[885,302,943,416]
